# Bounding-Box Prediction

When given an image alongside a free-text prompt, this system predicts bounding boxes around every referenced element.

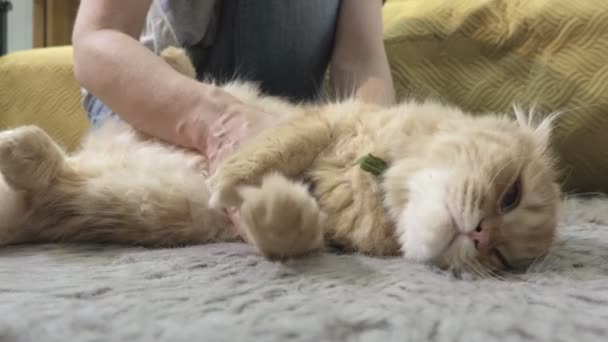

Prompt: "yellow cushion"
[0,46,90,151]
[382,0,608,194]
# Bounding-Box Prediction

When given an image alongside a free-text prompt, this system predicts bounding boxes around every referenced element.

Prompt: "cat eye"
[499,178,521,213]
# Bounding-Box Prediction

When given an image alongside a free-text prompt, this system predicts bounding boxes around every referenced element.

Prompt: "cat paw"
[0,125,65,191]
[207,171,246,209]
[238,173,324,259]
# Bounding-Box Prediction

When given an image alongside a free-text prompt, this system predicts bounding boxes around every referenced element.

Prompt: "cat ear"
[512,104,560,151]
[533,111,560,146]
[512,103,534,128]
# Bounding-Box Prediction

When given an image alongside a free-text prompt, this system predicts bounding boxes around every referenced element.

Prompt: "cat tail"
[0,125,72,245]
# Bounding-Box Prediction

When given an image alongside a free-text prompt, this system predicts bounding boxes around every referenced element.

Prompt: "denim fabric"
[84,0,341,128]
[83,91,117,129]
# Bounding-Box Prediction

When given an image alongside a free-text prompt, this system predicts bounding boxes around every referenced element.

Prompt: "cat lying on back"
[0,47,560,276]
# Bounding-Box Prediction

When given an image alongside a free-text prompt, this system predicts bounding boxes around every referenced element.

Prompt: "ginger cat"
[0,48,560,276]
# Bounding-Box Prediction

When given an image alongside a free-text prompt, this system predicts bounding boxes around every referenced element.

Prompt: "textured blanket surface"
[1,198,608,342]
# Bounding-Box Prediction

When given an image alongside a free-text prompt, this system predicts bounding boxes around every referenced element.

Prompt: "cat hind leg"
[0,173,28,245]
[0,125,68,192]
[0,125,70,245]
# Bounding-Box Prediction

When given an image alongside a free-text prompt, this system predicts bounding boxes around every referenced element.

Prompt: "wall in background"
[8,0,33,52]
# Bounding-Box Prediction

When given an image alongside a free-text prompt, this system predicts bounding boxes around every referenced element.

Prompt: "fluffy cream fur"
[0,48,560,275]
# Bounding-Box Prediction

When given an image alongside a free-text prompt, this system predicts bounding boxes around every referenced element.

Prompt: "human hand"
[175,84,276,175]
[202,103,275,247]
[204,103,275,174]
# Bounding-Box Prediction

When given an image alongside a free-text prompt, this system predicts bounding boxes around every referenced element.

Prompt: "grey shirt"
[83,0,344,123]
[140,0,219,54]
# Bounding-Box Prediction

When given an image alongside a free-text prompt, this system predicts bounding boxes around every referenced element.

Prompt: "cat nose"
[467,225,490,250]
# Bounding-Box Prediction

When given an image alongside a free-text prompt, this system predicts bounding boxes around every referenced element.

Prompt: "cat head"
[383,103,561,276]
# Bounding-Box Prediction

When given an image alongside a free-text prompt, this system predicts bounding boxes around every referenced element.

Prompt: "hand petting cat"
[202,103,276,175]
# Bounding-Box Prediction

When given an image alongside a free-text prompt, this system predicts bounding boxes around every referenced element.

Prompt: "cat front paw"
[0,125,65,191]
[207,172,244,209]
[238,173,324,259]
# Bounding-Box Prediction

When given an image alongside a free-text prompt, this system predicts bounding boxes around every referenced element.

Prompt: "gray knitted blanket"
[1,198,607,342]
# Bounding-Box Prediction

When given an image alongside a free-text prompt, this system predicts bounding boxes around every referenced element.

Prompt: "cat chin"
[432,237,478,270]
[394,167,483,268]
[395,168,457,262]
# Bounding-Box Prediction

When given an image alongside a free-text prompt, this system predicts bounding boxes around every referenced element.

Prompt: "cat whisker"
[547,102,604,125]
[545,102,605,141]
[477,260,507,280]
[467,260,493,280]
[456,246,498,280]
[526,239,562,274]
[487,255,514,277]
[484,265,505,280]
[465,261,484,278]
[525,252,551,273]
[561,192,608,200]
[512,101,594,130]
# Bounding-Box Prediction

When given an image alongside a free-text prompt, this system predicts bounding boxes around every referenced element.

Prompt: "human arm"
[330,0,395,106]
[72,0,268,158]
[208,112,332,208]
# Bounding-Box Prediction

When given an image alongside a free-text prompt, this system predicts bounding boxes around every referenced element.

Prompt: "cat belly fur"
[1,81,402,255]
[5,120,238,246]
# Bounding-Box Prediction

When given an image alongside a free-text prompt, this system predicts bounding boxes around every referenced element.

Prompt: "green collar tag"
[357,153,389,176]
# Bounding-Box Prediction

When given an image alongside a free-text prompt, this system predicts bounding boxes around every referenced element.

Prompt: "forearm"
[209,112,332,208]
[330,58,395,106]
[222,113,331,180]
[329,0,395,106]
[73,30,239,152]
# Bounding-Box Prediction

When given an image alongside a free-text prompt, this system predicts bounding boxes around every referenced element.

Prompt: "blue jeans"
[84,0,341,128]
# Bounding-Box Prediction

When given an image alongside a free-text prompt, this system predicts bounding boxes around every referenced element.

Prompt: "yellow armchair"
[0,46,90,151]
